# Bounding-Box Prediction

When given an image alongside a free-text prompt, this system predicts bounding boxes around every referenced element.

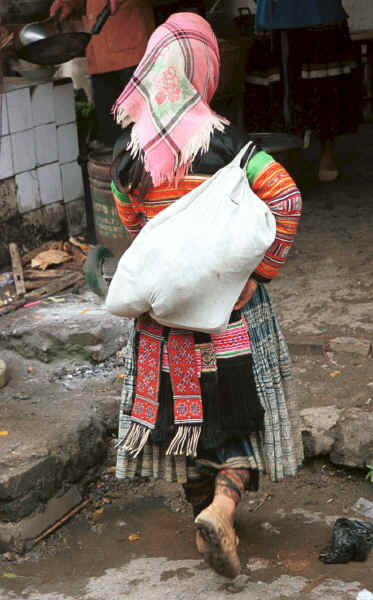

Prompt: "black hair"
[111,125,153,201]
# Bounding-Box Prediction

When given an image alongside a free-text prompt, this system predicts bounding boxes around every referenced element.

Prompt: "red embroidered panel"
[132,320,163,428]
[168,332,203,424]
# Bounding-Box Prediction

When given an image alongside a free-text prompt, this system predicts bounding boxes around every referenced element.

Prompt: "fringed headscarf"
[112,12,228,187]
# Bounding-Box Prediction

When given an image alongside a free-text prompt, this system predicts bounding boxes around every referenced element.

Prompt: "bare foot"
[319,140,339,182]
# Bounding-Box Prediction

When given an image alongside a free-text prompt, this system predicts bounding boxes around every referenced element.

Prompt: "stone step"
[0,290,129,363]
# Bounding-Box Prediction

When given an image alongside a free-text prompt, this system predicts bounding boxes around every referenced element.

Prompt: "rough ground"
[271,126,373,416]
[1,126,373,597]
[0,441,372,600]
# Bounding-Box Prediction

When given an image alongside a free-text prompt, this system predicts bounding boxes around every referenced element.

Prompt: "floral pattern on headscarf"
[112,12,228,187]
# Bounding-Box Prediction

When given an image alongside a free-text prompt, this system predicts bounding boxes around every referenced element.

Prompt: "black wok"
[16,1,110,66]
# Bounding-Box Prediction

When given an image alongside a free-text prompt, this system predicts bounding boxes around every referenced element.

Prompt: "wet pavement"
[1,459,373,600]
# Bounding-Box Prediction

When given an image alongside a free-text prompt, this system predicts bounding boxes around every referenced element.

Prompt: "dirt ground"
[270,125,373,414]
[1,439,372,598]
[1,127,373,597]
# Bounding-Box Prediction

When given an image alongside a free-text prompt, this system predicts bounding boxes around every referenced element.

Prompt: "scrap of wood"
[25,272,84,300]
[33,499,90,546]
[60,262,84,272]
[22,241,64,266]
[0,298,26,316]
[252,492,271,512]
[68,236,90,254]
[31,249,72,271]
[24,268,74,280]
[70,245,87,265]
[25,280,49,291]
[0,272,84,316]
[9,243,25,296]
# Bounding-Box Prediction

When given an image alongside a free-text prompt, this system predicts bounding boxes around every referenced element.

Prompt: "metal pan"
[16,1,110,66]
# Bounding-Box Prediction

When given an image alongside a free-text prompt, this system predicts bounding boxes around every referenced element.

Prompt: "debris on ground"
[48,355,125,384]
[246,557,271,571]
[352,498,373,521]
[0,238,91,316]
[26,238,89,273]
[31,250,72,271]
[32,500,91,548]
[357,590,373,600]
[9,243,25,297]
[251,492,272,512]
[260,522,280,535]
[319,518,373,564]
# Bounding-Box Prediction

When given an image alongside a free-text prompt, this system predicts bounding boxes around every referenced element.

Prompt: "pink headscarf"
[112,12,228,187]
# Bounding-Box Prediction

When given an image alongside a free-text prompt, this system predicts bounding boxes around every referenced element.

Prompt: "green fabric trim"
[246,151,274,184]
[111,180,131,204]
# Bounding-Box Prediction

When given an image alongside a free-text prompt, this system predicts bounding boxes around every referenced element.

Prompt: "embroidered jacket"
[111,124,302,281]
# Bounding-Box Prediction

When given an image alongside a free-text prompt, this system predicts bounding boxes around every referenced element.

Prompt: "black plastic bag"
[319,518,373,564]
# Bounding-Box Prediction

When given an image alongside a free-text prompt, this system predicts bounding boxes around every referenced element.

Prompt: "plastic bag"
[106,142,276,334]
[319,518,373,564]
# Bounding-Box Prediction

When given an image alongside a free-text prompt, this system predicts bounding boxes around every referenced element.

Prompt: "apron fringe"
[166,425,201,456]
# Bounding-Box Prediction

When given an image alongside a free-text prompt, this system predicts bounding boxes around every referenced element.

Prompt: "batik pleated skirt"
[115,285,304,485]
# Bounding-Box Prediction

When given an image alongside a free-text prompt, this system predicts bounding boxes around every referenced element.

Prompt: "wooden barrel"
[87,150,130,258]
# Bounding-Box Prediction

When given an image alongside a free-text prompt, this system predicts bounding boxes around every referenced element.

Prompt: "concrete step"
[0,290,129,363]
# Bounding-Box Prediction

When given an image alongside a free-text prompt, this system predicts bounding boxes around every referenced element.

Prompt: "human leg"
[194,468,250,579]
[296,22,360,182]
[183,474,215,518]
[319,138,338,182]
[212,468,250,524]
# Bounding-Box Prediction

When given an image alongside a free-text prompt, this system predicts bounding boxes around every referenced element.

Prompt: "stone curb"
[300,405,373,469]
[1,402,371,554]
[287,335,373,358]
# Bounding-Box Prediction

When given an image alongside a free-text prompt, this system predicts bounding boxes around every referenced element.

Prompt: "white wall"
[0,78,85,238]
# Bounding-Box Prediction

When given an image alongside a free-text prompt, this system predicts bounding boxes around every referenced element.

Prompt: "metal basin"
[248,132,304,177]
[18,21,54,46]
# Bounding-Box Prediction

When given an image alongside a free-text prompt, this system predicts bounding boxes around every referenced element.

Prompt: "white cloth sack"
[106,142,276,333]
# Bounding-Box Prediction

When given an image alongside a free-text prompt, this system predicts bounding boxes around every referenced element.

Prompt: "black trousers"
[91,65,136,147]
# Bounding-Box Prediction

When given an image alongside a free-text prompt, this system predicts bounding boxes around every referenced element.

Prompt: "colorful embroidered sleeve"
[246,151,302,281]
[111,180,142,238]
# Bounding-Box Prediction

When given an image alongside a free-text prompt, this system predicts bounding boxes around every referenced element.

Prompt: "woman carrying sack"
[109,12,303,580]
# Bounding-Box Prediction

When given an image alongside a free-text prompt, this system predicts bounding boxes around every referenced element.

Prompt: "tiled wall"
[0,77,86,250]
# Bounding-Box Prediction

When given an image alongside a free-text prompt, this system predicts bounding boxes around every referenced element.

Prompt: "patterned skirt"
[244,21,362,141]
[115,285,303,485]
